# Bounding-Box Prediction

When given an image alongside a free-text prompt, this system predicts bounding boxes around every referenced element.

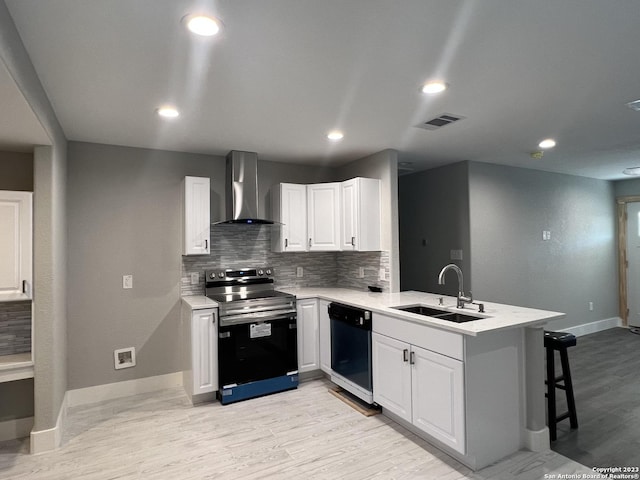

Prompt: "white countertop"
[181,295,218,309]
[181,288,564,336]
[278,287,565,336]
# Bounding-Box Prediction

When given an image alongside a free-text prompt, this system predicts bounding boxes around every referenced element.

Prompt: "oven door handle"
[219,310,297,327]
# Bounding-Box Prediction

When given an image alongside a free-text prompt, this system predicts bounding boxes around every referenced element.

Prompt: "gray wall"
[1,0,68,435]
[468,162,618,330]
[66,142,226,390]
[399,162,471,296]
[0,150,33,190]
[614,177,640,198]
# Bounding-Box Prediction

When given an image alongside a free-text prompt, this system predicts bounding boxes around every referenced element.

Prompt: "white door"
[307,183,341,251]
[0,191,32,298]
[297,299,319,372]
[183,176,210,255]
[372,332,412,423]
[411,345,465,454]
[627,202,640,327]
[318,299,332,374]
[341,179,358,250]
[191,308,218,394]
[281,183,307,252]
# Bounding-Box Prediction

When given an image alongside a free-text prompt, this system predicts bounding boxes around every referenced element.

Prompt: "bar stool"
[544,330,578,441]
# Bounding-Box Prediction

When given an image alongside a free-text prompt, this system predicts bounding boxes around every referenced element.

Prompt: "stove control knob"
[266,269,272,275]
[218,272,224,278]
[258,269,264,276]
[209,273,215,279]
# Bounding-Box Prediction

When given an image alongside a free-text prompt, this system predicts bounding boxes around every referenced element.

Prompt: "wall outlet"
[379,268,386,281]
[542,230,551,241]
[114,347,136,370]
[190,272,199,285]
[358,267,365,278]
[589,301,594,311]
[296,266,304,278]
[122,275,133,289]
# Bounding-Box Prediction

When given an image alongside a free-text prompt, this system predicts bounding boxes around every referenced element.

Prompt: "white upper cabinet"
[307,182,341,251]
[341,177,381,251]
[271,183,307,252]
[0,191,32,300]
[182,176,210,256]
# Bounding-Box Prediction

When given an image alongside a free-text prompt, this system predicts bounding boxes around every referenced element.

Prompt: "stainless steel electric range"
[205,267,298,404]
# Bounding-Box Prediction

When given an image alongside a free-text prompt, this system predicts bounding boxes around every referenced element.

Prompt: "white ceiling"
[4,0,640,180]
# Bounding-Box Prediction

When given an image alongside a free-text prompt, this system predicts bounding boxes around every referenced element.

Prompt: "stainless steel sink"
[392,305,484,323]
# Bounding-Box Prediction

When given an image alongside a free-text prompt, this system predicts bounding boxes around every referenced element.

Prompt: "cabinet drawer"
[373,313,463,360]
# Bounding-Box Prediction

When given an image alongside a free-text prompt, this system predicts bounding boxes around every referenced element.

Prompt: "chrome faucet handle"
[438,297,444,306]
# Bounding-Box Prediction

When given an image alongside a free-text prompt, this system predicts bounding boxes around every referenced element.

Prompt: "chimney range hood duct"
[216,150,274,224]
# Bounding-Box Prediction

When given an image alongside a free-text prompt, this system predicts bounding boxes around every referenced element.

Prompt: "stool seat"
[544,329,578,441]
[544,330,576,348]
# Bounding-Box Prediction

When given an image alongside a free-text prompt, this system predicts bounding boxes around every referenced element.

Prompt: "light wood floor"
[551,327,640,467]
[0,379,596,480]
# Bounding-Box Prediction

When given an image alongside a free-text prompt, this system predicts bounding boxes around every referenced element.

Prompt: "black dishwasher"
[329,302,373,402]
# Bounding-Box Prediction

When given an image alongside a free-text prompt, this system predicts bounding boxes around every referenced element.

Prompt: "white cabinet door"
[411,345,465,454]
[297,299,319,372]
[341,178,381,251]
[191,308,218,395]
[0,191,32,299]
[182,176,210,255]
[372,332,412,423]
[271,183,307,252]
[318,299,331,374]
[307,183,341,251]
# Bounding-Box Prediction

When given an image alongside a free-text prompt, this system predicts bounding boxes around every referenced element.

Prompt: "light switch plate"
[358,267,365,278]
[296,266,304,278]
[190,272,199,285]
[122,275,133,289]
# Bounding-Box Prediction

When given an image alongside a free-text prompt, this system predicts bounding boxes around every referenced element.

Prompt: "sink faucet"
[437,264,473,309]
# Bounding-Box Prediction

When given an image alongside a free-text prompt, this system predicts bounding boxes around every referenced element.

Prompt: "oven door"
[218,312,298,388]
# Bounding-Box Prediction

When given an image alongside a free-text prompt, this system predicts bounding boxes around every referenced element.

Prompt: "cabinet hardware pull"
[22,280,27,294]
[285,238,288,248]
[308,238,312,247]
[403,349,408,362]
[204,239,208,251]
[351,236,355,246]
[410,351,415,365]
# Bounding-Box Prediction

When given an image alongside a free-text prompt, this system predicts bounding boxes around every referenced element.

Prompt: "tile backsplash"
[181,224,390,295]
[0,301,31,356]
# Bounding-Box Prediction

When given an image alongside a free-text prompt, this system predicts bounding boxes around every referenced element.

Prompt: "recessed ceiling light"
[538,138,556,149]
[623,167,640,176]
[183,14,222,37]
[421,82,447,94]
[157,106,180,118]
[327,131,344,141]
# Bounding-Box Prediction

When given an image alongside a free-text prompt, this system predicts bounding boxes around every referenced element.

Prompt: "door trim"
[616,196,640,326]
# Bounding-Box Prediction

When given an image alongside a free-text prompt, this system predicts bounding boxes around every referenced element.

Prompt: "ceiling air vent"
[416,113,465,131]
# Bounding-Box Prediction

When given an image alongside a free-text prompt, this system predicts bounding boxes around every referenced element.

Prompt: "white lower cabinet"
[182,303,218,403]
[372,331,465,454]
[318,299,331,374]
[296,299,319,373]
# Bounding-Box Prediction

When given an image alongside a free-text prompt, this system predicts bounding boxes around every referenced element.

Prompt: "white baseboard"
[66,372,183,408]
[563,317,622,337]
[524,427,550,452]
[0,416,34,442]
[30,390,67,454]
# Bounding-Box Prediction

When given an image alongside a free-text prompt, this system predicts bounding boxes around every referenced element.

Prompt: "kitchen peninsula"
[183,287,563,471]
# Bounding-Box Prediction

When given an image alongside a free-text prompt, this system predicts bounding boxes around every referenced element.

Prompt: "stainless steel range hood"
[216,150,274,224]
